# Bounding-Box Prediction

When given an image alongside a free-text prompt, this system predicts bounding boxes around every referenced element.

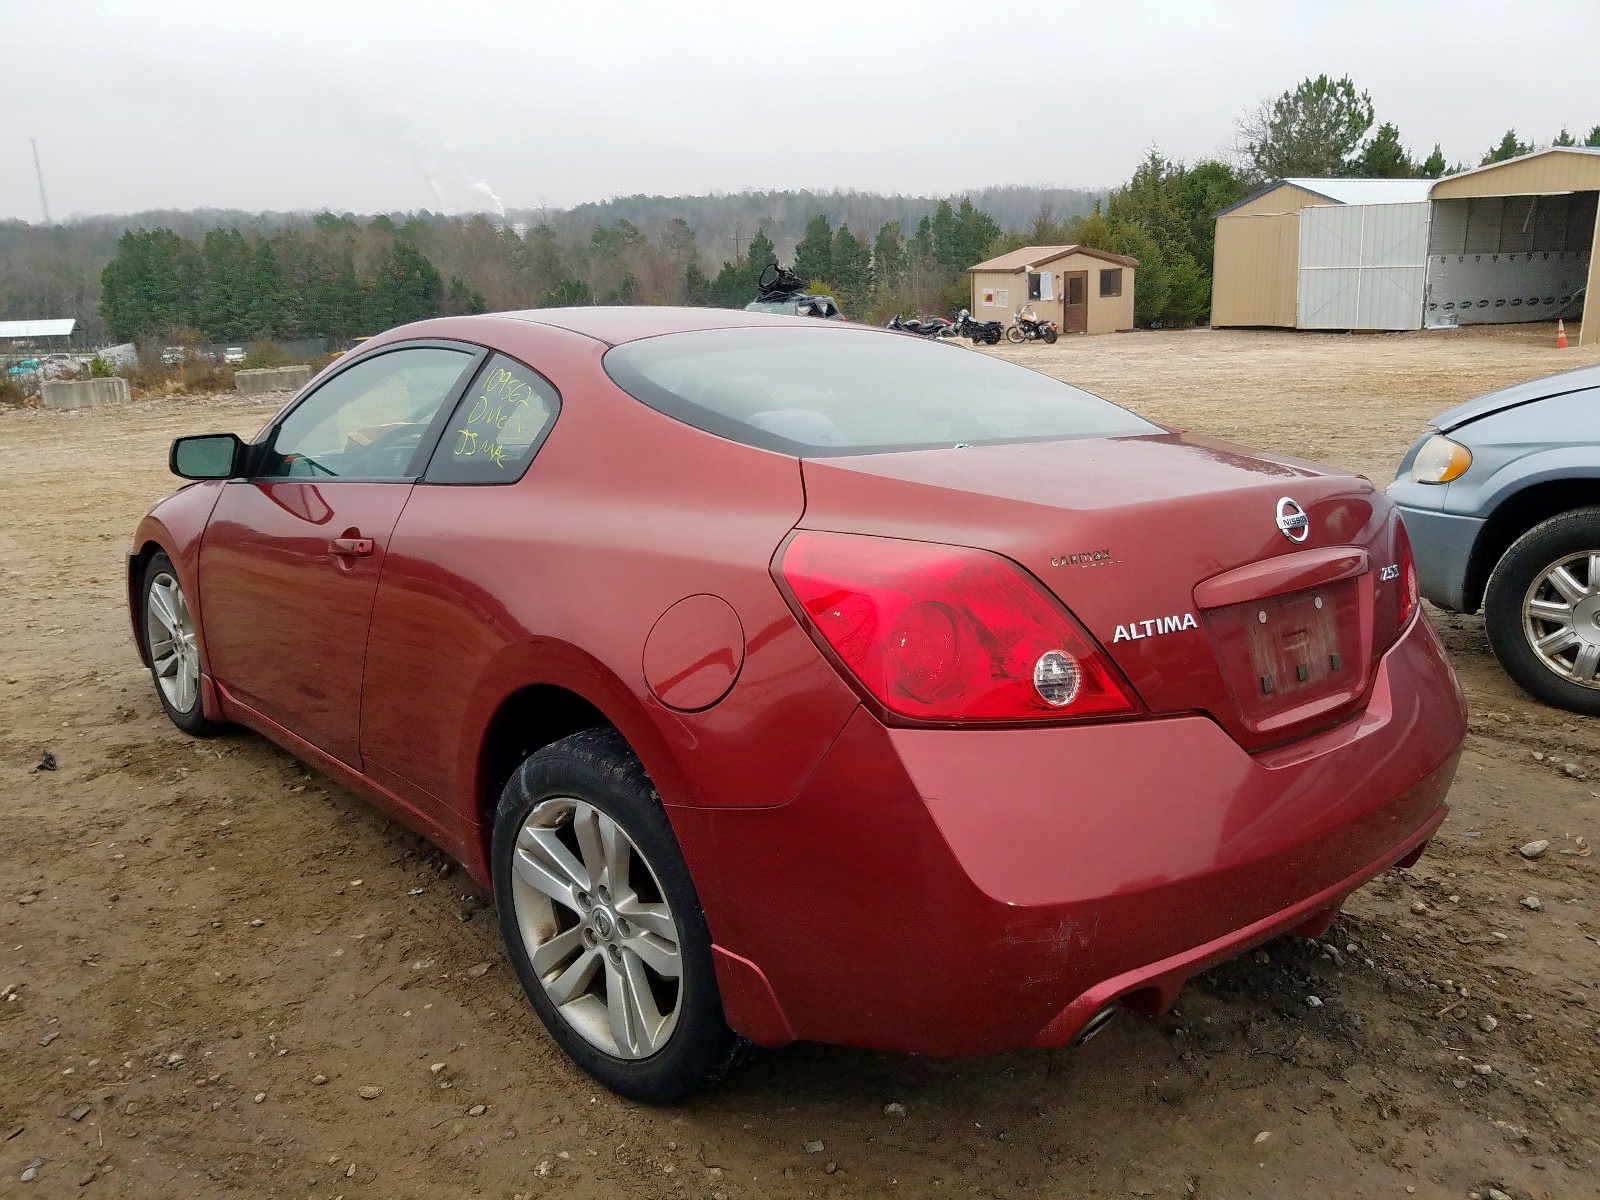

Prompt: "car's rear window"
[603,326,1157,456]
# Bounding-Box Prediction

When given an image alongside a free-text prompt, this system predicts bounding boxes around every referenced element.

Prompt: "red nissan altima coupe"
[130,308,1466,1099]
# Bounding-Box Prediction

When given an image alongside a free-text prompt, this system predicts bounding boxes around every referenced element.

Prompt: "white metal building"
[1212,150,1600,344]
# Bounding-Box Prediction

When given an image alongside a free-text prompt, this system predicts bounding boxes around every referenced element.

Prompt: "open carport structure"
[1212,149,1599,345]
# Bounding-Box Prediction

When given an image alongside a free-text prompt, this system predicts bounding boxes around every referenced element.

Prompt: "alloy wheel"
[1522,550,1600,688]
[145,571,201,714]
[509,798,683,1059]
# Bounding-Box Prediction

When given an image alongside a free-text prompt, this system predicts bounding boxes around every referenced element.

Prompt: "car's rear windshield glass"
[604,327,1157,456]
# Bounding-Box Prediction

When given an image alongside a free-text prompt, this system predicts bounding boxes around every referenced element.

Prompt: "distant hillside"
[538,185,1106,262]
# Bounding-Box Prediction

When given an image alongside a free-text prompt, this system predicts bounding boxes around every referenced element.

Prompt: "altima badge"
[1112,613,1198,642]
[1275,497,1310,544]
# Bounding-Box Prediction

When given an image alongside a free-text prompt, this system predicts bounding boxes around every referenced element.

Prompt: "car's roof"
[474,306,854,346]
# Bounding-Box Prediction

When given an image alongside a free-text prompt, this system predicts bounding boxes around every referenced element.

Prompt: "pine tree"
[870,221,906,300]
[684,261,714,305]
[1235,74,1375,183]
[1420,144,1448,178]
[1552,127,1577,147]
[830,224,871,316]
[792,215,834,284]
[1481,129,1532,165]
[1353,123,1415,177]
[1585,126,1600,147]
[369,241,444,327]
[99,228,203,341]
[198,228,252,342]
[246,239,291,339]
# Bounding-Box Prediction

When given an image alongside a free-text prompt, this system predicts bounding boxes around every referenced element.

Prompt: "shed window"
[1099,269,1123,298]
[1027,271,1054,301]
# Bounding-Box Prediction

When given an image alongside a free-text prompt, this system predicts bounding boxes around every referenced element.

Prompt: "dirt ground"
[2,325,1597,1200]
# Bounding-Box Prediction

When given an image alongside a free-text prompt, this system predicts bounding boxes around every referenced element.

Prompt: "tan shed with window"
[967,245,1137,335]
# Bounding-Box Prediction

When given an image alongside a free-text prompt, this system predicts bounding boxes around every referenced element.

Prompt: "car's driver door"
[199,342,481,766]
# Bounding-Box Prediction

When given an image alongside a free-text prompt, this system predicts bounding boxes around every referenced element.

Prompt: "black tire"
[139,551,224,736]
[1043,328,1058,344]
[986,330,1001,345]
[1005,324,1024,344]
[1483,506,1600,716]
[491,727,750,1101]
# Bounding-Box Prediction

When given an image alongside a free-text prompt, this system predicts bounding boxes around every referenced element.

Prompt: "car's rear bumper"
[673,612,1466,1054]
[1390,490,1484,613]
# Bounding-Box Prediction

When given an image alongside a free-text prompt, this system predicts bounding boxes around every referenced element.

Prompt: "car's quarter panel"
[355,323,855,864]
[199,482,414,764]
[671,613,1464,1053]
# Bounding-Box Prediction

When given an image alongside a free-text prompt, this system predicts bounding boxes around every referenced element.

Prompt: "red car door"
[199,344,480,766]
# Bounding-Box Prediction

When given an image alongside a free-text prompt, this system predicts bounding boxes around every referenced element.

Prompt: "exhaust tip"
[1070,1005,1120,1047]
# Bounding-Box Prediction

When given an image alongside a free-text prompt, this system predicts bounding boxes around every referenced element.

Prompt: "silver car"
[1389,363,1600,715]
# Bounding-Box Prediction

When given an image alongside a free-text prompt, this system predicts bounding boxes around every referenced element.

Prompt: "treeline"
[100,216,484,344]
[96,197,1010,344]
[0,186,1103,345]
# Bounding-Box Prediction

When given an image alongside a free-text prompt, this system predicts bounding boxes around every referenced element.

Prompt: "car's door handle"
[331,537,374,558]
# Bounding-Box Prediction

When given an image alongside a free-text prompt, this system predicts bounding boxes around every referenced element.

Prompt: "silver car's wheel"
[1484,507,1600,716]
[145,569,201,714]
[510,797,683,1060]
[1522,550,1600,688]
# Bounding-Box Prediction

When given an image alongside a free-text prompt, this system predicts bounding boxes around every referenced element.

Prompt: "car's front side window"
[258,346,474,480]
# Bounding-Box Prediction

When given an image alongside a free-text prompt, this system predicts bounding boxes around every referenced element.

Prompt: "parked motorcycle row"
[885,305,1057,346]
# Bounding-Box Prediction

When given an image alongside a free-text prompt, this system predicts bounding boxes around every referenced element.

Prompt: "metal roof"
[0,319,76,338]
[1429,145,1600,184]
[966,244,1140,273]
[1216,177,1435,217]
[1280,178,1436,205]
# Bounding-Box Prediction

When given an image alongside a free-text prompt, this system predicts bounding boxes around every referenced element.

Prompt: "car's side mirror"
[170,433,246,480]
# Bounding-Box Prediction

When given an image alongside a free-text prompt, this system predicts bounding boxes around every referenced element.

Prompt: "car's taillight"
[1397,520,1420,627]
[777,531,1141,723]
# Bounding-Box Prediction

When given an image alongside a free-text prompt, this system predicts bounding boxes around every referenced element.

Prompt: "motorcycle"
[1006,305,1058,344]
[886,313,956,339]
[952,308,1003,345]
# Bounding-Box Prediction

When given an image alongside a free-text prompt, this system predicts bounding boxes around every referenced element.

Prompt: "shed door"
[1063,272,1088,333]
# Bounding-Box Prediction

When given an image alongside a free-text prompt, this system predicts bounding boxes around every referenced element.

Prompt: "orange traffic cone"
[1557,319,1568,349]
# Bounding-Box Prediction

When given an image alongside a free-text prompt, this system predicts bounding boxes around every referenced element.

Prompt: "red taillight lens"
[778,531,1141,723]
[1397,521,1420,627]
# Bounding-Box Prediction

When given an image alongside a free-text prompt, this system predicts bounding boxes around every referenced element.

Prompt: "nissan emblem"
[1275,497,1310,543]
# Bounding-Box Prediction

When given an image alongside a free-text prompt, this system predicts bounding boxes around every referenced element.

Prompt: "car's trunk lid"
[797,432,1413,750]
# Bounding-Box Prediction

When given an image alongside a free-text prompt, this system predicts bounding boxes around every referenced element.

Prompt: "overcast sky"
[7,0,1598,223]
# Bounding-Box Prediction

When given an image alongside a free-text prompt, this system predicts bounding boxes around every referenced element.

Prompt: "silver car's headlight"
[1410,433,1473,484]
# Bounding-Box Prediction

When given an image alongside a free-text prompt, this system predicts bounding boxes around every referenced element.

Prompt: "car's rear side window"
[604,327,1156,456]
[426,354,560,483]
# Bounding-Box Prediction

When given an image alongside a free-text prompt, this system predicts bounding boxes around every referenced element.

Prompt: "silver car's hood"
[1433,363,1600,433]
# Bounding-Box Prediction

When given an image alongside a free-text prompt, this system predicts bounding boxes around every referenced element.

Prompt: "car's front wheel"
[140,551,223,736]
[1483,507,1600,715]
[491,727,749,1101]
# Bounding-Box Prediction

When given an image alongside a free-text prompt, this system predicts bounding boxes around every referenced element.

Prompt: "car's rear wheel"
[491,727,749,1101]
[140,551,223,736]
[1483,507,1600,716]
